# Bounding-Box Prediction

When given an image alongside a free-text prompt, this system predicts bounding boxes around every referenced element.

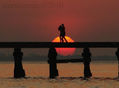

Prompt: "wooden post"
[116,48,119,78]
[13,48,25,78]
[82,48,92,78]
[48,47,59,78]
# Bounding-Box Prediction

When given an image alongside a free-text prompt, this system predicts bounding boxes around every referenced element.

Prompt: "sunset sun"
[52,36,76,56]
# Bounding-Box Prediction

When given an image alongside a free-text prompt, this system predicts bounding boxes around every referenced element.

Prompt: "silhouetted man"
[82,48,92,79]
[58,24,68,42]
[48,47,59,78]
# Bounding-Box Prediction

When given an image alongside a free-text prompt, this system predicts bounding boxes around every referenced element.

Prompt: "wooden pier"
[0,42,119,48]
[0,42,119,78]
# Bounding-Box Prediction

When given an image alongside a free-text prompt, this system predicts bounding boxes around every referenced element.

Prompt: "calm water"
[0,62,119,88]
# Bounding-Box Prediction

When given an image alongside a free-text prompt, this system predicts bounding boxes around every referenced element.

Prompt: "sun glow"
[52,36,76,56]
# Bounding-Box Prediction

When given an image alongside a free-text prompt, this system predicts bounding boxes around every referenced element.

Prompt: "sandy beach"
[0,62,119,88]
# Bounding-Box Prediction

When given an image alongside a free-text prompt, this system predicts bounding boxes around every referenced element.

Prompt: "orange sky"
[0,0,119,42]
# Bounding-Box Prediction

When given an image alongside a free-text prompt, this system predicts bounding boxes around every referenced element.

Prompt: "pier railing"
[0,42,119,48]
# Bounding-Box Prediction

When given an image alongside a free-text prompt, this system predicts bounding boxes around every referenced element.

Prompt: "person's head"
[61,24,64,26]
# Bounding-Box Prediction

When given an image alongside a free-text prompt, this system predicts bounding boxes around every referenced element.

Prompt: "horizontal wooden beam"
[0,42,119,48]
[56,59,83,63]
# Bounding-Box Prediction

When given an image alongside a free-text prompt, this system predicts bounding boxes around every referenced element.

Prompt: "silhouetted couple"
[48,47,59,78]
[58,24,68,43]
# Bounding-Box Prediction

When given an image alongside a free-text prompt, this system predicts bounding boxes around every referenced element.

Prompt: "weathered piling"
[13,48,25,78]
[82,48,92,78]
[116,48,119,78]
[48,47,59,78]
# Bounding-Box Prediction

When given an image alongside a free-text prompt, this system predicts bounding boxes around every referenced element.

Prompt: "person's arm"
[58,25,62,31]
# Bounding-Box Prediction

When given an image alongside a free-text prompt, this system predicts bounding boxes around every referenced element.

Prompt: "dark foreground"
[0,62,118,88]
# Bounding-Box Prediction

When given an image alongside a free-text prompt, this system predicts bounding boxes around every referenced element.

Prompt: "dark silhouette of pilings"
[13,48,25,78]
[0,42,119,78]
[116,48,119,78]
[48,47,59,78]
[82,48,92,78]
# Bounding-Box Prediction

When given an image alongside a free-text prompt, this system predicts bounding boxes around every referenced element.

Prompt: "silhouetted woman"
[48,47,59,78]
[82,48,92,78]
[58,24,68,42]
